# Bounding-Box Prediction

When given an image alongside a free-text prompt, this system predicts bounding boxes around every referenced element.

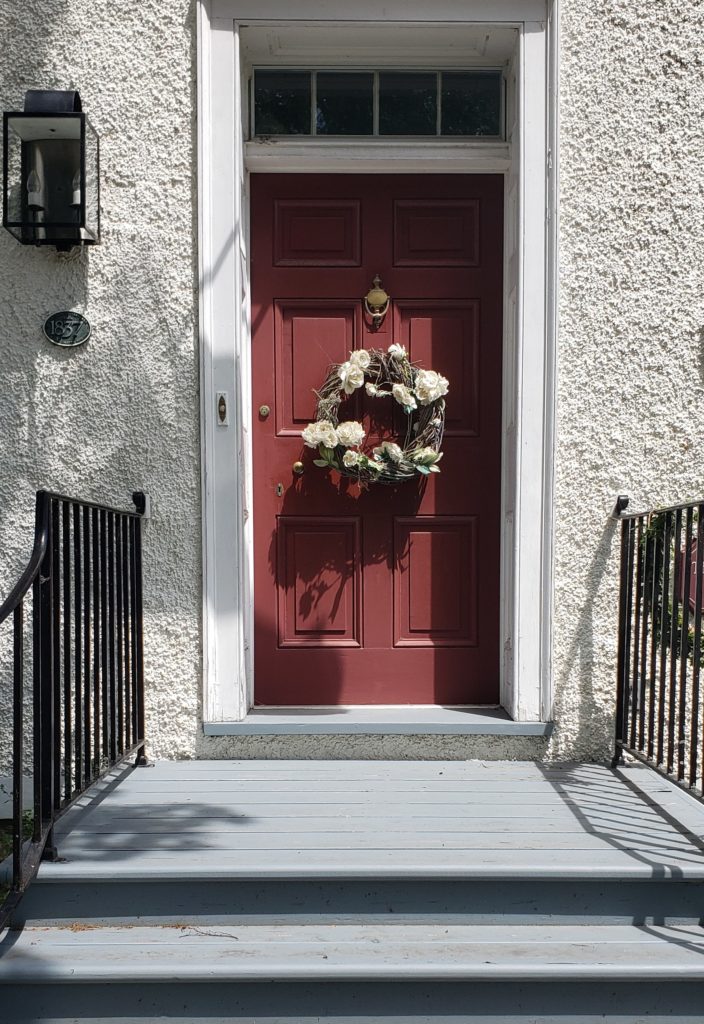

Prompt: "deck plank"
[38,760,704,883]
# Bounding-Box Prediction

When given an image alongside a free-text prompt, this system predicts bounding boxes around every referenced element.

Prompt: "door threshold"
[203,707,552,737]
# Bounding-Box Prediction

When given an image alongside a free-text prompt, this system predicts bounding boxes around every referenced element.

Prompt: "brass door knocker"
[363,275,391,329]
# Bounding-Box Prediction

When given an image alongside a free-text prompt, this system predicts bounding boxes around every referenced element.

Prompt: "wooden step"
[3,922,704,982]
[3,923,704,1024]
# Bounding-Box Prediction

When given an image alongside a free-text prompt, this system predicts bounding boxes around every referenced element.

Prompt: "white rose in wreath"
[342,450,361,468]
[336,420,366,447]
[338,361,365,395]
[387,343,407,359]
[392,383,417,410]
[302,419,338,449]
[349,349,371,370]
[414,369,449,406]
[373,441,404,464]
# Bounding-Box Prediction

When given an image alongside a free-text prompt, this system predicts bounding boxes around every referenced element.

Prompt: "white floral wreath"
[301,344,449,486]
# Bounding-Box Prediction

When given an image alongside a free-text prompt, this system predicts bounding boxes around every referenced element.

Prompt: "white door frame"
[197,0,558,723]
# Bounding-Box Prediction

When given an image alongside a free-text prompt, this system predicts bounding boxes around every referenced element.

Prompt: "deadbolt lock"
[259,404,271,418]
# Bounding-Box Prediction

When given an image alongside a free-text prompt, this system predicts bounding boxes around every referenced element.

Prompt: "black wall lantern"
[3,90,99,251]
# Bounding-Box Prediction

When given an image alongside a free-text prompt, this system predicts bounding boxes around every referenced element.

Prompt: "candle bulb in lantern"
[71,168,81,208]
[26,169,43,210]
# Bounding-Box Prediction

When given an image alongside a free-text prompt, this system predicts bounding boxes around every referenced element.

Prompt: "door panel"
[251,174,503,706]
[275,302,360,434]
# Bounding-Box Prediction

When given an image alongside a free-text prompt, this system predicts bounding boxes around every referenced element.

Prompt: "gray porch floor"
[43,758,704,881]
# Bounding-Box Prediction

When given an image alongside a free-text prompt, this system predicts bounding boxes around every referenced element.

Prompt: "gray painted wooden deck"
[43,759,704,880]
[4,760,704,1022]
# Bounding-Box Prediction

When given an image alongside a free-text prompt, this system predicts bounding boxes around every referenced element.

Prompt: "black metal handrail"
[0,489,146,929]
[614,495,704,799]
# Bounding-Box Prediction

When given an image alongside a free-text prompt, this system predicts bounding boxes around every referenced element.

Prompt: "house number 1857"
[43,311,91,348]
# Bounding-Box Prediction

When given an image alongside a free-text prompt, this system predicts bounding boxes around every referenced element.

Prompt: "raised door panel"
[277,517,361,648]
[394,517,478,647]
[393,199,479,266]
[396,302,479,437]
[274,199,361,266]
[275,302,360,435]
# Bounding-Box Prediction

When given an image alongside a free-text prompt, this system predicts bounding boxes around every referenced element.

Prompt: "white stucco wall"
[1,0,703,763]
[550,0,704,760]
[0,0,202,766]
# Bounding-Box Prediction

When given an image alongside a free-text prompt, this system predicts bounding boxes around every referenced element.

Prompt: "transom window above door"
[252,70,504,139]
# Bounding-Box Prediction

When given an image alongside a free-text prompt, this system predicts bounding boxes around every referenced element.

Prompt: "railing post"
[131,491,150,768]
[614,508,632,767]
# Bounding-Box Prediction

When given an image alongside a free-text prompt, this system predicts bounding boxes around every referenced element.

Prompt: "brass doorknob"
[292,461,305,475]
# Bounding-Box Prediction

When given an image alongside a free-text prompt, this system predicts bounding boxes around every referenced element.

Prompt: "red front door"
[251,174,503,705]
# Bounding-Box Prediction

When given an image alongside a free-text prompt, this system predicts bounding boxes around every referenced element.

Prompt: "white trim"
[245,140,511,175]
[213,1,547,21]
[198,1,557,725]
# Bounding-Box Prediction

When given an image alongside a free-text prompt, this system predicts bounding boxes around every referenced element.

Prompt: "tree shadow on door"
[261,462,426,706]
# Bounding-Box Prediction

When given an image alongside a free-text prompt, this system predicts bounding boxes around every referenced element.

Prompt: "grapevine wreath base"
[301,344,449,487]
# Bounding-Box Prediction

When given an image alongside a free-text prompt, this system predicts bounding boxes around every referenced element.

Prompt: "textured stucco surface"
[550,0,704,760]
[0,0,202,766]
[1,2,704,762]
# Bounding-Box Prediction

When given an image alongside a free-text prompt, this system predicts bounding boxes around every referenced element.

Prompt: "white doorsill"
[202,707,553,737]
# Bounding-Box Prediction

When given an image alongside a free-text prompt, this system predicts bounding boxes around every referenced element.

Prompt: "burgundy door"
[251,174,503,705]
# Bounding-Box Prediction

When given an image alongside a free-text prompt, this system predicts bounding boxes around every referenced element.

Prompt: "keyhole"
[276,483,284,497]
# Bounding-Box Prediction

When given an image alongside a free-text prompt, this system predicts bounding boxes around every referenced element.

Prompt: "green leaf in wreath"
[313,459,330,468]
[428,465,441,473]
[415,465,431,475]
[319,446,336,462]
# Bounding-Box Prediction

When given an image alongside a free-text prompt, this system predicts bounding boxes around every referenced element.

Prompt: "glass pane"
[441,72,502,137]
[379,73,437,136]
[316,73,373,135]
[255,71,311,135]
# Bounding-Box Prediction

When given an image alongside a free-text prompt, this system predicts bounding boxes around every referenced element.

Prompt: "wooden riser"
[14,876,704,928]
[3,976,704,1023]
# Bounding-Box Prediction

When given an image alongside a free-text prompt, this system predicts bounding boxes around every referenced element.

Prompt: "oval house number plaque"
[43,311,91,348]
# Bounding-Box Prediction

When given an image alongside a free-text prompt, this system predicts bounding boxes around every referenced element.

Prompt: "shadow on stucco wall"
[0,0,203,763]
[551,516,620,762]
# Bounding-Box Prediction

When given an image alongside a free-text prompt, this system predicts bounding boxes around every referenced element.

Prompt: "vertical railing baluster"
[13,602,24,890]
[82,506,92,787]
[678,508,694,782]
[122,517,132,749]
[667,509,683,775]
[638,524,653,750]
[62,501,72,804]
[689,504,704,791]
[100,509,109,765]
[646,523,662,760]
[116,514,125,755]
[73,504,83,792]
[656,511,673,767]
[129,518,139,749]
[38,497,54,852]
[92,507,100,780]
[107,512,117,762]
[629,518,645,750]
[51,499,61,812]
